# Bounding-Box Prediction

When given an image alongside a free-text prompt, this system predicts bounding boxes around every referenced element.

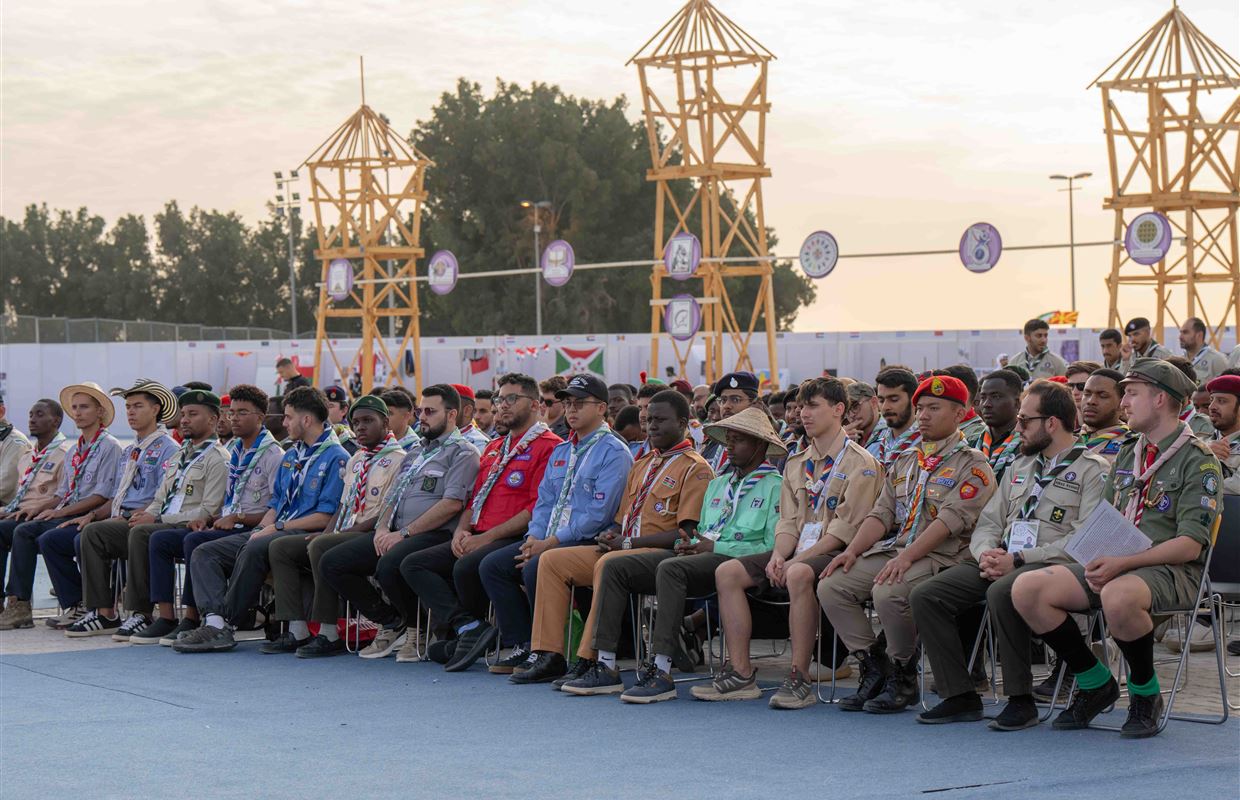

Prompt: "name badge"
[1008,521,1039,553]
[796,522,823,554]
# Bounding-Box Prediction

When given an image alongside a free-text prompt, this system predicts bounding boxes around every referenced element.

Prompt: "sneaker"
[160,618,198,646]
[769,667,816,710]
[259,631,311,655]
[0,599,34,630]
[1228,640,1240,657]
[64,611,122,638]
[917,692,984,725]
[296,634,346,658]
[489,645,533,675]
[173,624,237,653]
[620,663,677,704]
[425,638,457,665]
[45,603,85,630]
[397,632,431,663]
[690,662,760,701]
[561,661,626,696]
[359,626,407,660]
[1052,677,1120,730]
[112,614,150,642]
[129,617,179,645]
[509,651,568,684]
[444,621,497,672]
[553,657,596,691]
[1120,693,1164,739]
[1164,620,1214,653]
[989,695,1040,731]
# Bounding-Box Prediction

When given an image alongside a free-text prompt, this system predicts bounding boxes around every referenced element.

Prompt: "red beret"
[219,394,231,407]
[1206,374,1240,398]
[450,383,475,401]
[1047,375,1069,384]
[912,375,969,406]
[669,379,693,394]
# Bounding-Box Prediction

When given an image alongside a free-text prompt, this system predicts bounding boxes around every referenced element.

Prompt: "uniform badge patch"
[1156,494,1172,513]
[750,498,764,509]
[1011,474,1026,485]
[1203,474,1219,494]
[1201,496,1217,510]
[505,470,525,487]
[710,498,722,508]
[933,477,956,488]
[662,476,678,489]
[971,467,990,487]
[862,469,877,477]
[370,487,380,496]
[514,453,532,462]
[1200,512,1213,525]
[553,460,567,468]
[378,458,392,467]
[939,468,955,479]
[654,501,667,513]
[1050,506,1066,523]
[959,482,978,500]
[185,485,194,497]
[826,496,839,510]
[593,492,606,501]
[421,476,438,492]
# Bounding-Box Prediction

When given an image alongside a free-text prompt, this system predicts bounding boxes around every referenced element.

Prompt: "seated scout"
[697,378,883,709]
[1079,368,1130,462]
[1010,359,1221,739]
[818,375,996,715]
[911,380,1108,730]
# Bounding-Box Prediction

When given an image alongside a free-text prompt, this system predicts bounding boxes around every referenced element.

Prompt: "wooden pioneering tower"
[631,0,778,385]
[303,65,433,396]
[1097,4,1240,347]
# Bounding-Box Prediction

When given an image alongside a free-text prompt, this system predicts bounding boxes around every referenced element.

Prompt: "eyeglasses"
[1067,382,1087,392]
[719,395,750,407]
[227,409,259,419]
[496,393,534,407]
[1015,414,1051,427]
[541,397,561,407]
[564,398,603,411]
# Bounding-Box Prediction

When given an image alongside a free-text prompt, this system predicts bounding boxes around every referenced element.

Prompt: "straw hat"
[109,379,180,426]
[704,406,787,459]
[59,381,116,428]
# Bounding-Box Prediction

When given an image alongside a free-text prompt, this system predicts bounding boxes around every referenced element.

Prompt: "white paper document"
[1065,501,1153,565]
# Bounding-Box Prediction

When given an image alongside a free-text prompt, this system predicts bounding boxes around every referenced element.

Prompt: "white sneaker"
[359,626,407,659]
[1165,620,1214,653]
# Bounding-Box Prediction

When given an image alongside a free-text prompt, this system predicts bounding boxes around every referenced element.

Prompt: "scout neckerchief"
[1013,443,1086,525]
[633,439,651,461]
[381,428,469,529]
[877,424,920,469]
[396,428,419,451]
[621,438,694,538]
[337,433,402,531]
[6,432,66,513]
[159,436,218,515]
[1121,423,1195,526]
[804,433,850,516]
[785,434,807,460]
[60,426,104,507]
[223,429,277,515]
[469,421,550,525]
[894,433,969,545]
[706,440,731,473]
[278,428,341,522]
[978,426,1020,477]
[111,426,171,516]
[1081,424,1128,447]
[1190,346,1215,376]
[699,462,779,541]
[332,423,355,444]
[1023,347,1049,376]
[546,424,612,535]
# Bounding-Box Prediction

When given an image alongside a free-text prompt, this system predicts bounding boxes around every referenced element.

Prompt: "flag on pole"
[555,346,605,377]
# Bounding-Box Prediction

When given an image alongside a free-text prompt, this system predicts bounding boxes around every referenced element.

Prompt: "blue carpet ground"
[1,644,1237,799]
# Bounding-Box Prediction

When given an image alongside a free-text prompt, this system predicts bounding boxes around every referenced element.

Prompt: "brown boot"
[0,598,34,630]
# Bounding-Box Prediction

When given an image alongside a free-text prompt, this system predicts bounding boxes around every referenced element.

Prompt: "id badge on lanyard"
[1007,520,1039,552]
[796,522,823,554]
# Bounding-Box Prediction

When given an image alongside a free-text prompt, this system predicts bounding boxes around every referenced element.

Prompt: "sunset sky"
[4,0,1237,332]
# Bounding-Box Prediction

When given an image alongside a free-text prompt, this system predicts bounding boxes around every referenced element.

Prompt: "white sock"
[598,650,617,669]
[319,625,339,642]
[204,614,226,630]
[654,654,672,674]
[289,621,310,639]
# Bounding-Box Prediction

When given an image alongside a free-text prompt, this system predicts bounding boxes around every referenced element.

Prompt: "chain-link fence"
[0,314,292,344]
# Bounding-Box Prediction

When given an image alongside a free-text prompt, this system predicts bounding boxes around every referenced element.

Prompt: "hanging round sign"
[427,250,459,295]
[663,231,702,281]
[327,259,354,302]
[541,240,575,287]
[664,294,702,342]
[959,222,1002,273]
[799,231,839,279]
[1124,211,1173,266]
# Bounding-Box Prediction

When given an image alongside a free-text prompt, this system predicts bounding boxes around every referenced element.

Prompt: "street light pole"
[1049,172,1091,316]
[521,200,552,336]
[274,170,302,338]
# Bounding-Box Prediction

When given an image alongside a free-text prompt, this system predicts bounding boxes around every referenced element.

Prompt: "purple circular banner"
[1124,212,1173,266]
[327,259,354,302]
[664,294,702,342]
[428,250,459,296]
[959,222,1002,273]
[799,230,839,279]
[541,240,575,287]
[663,232,702,281]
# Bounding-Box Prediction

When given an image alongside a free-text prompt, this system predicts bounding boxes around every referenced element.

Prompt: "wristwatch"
[400,528,411,539]
[621,537,632,550]
[275,520,286,531]
[1012,551,1026,569]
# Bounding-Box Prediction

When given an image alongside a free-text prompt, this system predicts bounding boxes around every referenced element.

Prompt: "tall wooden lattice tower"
[631,0,778,384]
[303,71,433,396]
[1097,4,1240,346]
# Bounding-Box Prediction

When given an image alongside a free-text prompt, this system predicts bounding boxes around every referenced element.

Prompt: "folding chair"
[1209,495,1240,711]
[632,593,720,683]
[917,601,1001,711]
[740,588,826,695]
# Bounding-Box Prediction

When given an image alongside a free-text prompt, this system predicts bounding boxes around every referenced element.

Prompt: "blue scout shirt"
[112,432,180,512]
[269,429,350,522]
[526,427,634,543]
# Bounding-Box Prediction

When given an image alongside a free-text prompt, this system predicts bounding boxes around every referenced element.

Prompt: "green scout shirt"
[1104,422,1222,565]
[697,469,781,558]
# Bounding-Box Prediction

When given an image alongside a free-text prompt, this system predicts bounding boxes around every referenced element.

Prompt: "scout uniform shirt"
[969,445,1109,566]
[1210,429,1240,495]
[469,424,562,533]
[868,423,921,470]
[0,423,32,506]
[56,429,124,508]
[335,434,406,531]
[1080,424,1131,464]
[147,438,230,525]
[384,429,481,533]
[221,430,285,518]
[526,425,633,543]
[1008,347,1067,381]
[616,440,712,539]
[1188,346,1228,384]
[461,422,493,453]
[695,464,781,558]
[109,428,180,517]
[862,431,997,566]
[1180,407,1213,440]
[1119,341,1174,374]
[958,411,986,444]
[4,433,72,514]
[269,429,350,523]
[777,429,884,555]
[969,426,1022,482]
[1104,421,1221,568]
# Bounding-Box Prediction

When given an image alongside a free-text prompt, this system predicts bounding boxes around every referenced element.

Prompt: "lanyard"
[1016,444,1086,523]
[338,435,402,530]
[223,430,277,515]
[621,440,693,538]
[896,436,968,545]
[546,425,611,534]
[470,422,549,525]
[159,438,218,515]
[6,432,66,512]
[700,463,778,539]
[383,429,468,529]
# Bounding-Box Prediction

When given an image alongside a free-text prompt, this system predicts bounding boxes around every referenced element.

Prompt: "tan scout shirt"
[1008,348,1067,381]
[338,440,407,530]
[147,441,229,525]
[863,431,996,566]
[969,447,1109,566]
[615,444,713,538]
[0,426,33,507]
[776,429,884,558]
[1209,429,1240,496]
[7,435,72,513]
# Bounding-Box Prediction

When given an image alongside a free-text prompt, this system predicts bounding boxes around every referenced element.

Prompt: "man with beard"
[911,380,1108,729]
[1179,317,1227,384]
[970,370,1022,481]
[1079,368,1129,463]
[473,390,497,439]
[1121,317,1174,371]
[867,367,920,468]
[1008,319,1067,381]
[844,381,881,450]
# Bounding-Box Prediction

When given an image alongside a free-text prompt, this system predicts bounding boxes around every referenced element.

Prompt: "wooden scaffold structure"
[1097,3,1240,347]
[631,0,778,385]
[304,63,433,396]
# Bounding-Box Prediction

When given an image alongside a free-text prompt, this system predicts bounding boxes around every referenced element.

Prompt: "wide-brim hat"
[59,381,116,428]
[108,379,179,426]
[704,406,787,458]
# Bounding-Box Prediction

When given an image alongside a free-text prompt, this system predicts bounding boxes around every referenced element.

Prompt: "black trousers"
[318,529,453,627]
[400,536,519,638]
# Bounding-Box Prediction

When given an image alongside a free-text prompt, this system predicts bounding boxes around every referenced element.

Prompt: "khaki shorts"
[1067,562,1204,615]
[735,549,838,598]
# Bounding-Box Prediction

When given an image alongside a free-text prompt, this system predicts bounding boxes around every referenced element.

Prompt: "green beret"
[179,389,221,411]
[1120,357,1198,403]
[349,394,389,419]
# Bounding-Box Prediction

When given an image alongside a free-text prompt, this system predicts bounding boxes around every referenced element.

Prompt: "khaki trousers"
[530,546,644,659]
[816,550,941,662]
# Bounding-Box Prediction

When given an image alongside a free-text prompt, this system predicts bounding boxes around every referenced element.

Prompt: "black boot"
[839,645,890,712]
[864,655,920,714]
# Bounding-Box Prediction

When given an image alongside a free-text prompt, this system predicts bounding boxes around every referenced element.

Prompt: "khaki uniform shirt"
[1228,345,1240,371]
[1183,409,1213,440]
[863,432,997,566]
[147,441,230,525]
[7,436,72,513]
[1080,424,1131,465]
[1008,348,1067,381]
[1188,346,1228,384]
[1119,342,1174,374]
[1209,429,1240,496]
[776,429,884,557]
[615,445,713,538]
[338,441,407,530]
[969,448,1109,566]
[0,426,33,506]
